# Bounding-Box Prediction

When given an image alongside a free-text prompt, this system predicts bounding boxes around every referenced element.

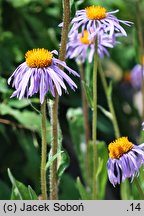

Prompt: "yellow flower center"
[25,48,53,68]
[108,137,133,159]
[80,30,92,44]
[85,5,107,20]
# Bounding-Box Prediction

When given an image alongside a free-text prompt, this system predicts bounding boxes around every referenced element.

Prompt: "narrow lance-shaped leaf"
[82,80,93,109]
[8,168,38,200]
[76,177,91,200]
[28,186,38,200]
[57,150,70,179]
[46,150,63,170]
[97,105,113,121]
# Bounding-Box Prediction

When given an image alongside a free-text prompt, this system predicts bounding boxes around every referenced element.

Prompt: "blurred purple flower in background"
[8,48,79,104]
[67,29,116,63]
[131,64,144,90]
[107,137,144,186]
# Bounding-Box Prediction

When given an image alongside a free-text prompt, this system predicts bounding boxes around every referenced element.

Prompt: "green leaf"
[70,0,76,17]
[46,150,63,170]
[14,111,41,131]
[120,179,132,200]
[28,186,38,200]
[120,166,144,200]
[8,99,30,109]
[97,105,113,121]
[66,107,86,180]
[96,158,103,179]
[85,53,93,85]
[76,177,90,200]
[14,130,40,190]
[9,0,31,8]
[70,0,84,15]
[0,77,9,94]
[8,168,38,200]
[82,81,93,109]
[138,130,144,143]
[8,169,29,200]
[59,174,79,200]
[107,81,113,97]
[0,104,36,128]
[66,107,84,154]
[131,167,144,200]
[97,113,113,135]
[0,103,12,115]
[76,0,85,6]
[57,150,70,179]
[97,141,108,199]
[88,141,108,199]
[0,103,51,143]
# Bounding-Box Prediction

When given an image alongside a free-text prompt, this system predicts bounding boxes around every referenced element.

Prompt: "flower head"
[142,122,144,131]
[8,48,79,104]
[130,59,144,90]
[86,5,107,20]
[107,137,144,186]
[67,29,115,63]
[69,5,132,39]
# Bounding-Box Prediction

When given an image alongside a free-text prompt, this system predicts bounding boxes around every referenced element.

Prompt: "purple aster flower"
[142,122,144,130]
[8,48,79,104]
[69,5,132,39]
[131,64,144,90]
[107,137,144,187]
[67,29,116,63]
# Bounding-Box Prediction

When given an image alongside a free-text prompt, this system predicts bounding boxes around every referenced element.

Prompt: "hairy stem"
[50,95,59,200]
[135,0,144,121]
[49,0,70,200]
[92,40,98,199]
[59,0,70,66]
[41,98,47,200]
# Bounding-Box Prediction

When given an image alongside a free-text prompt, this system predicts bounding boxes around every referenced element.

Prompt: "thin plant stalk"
[134,178,144,199]
[50,95,59,200]
[92,39,98,199]
[59,0,70,65]
[134,0,144,199]
[49,0,70,200]
[98,61,120,139]
[0,0,2,34]
[41,97,48,200]
[79,62,90,184]
[135,0,144,121]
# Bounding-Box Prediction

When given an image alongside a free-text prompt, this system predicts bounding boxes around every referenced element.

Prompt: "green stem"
[49,0,70,200]
[134,178,144,199]
[98,61,120,139]
[92,40,98,199]
[0,0,2,35]
[135,0,144,121]
[50,95,59,200]
[79,62,90,185]
[41,98,47,200]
